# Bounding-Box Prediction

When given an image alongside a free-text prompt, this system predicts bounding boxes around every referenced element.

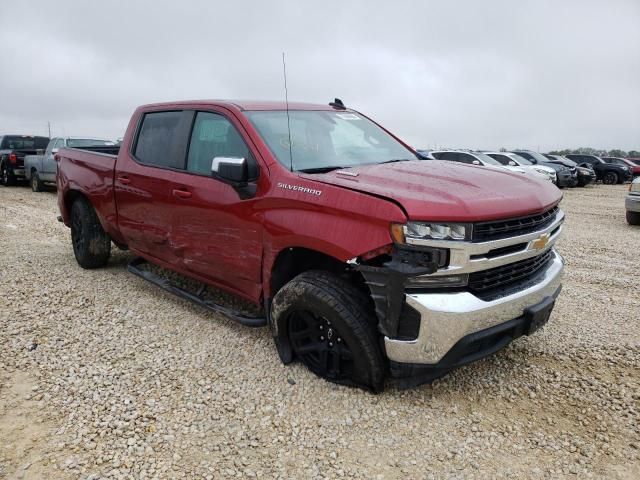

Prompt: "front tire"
[627,210,640,225]
[603,171,618,185]
[31,172,44,192]
[271,271,385,392]
[70,197,111,269]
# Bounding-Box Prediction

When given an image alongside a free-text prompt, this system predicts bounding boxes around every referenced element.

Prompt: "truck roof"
[138,100,340,112]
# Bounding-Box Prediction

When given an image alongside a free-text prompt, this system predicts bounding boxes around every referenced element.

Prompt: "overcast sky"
[1,0,638,151]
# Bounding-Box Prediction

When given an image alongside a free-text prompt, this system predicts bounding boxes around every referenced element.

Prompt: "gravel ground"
[1,183,638,479]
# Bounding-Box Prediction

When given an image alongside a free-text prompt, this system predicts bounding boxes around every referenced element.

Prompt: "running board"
[127,257,267,328]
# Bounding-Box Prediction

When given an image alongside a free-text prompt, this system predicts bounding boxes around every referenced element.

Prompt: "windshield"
[1,136,49,149]
[245,110,417,172]
[519,151,550,164]
[473,152,502,166]
[67,138,115,148]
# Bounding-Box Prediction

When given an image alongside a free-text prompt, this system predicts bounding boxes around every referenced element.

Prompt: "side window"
[437,152,457,161]
[134,111,192,169]
[186,112,257,179]
[490,155,509,165]
[457,153,476,164]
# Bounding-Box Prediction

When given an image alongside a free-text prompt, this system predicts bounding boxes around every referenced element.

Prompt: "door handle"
[117,176,131,185]
[172,189,192,199]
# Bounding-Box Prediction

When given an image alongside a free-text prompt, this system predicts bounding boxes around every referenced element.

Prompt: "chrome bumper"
[384,249,564,364]
[626,194,640,212]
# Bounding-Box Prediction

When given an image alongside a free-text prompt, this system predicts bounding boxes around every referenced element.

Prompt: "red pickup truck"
[56,100,565,391]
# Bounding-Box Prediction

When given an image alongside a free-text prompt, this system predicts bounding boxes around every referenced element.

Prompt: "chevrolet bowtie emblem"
[531,233,550,250]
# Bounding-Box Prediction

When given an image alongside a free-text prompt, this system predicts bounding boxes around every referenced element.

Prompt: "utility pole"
[47,121,51,137]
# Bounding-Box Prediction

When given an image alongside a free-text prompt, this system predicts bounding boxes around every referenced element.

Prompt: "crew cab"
[512,150,578,188]
[24,137,116,191]
[56,100,565,391]
[0,135,50,186]
[565,154,632,185]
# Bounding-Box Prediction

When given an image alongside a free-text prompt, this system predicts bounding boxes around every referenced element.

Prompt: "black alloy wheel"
[288,309,353,381]
[603,171,618,185]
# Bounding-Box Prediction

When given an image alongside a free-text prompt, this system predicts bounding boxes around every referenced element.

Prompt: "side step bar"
[127,257,267,328]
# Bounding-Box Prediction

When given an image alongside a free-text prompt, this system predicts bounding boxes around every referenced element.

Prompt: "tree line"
[547,148,640,158]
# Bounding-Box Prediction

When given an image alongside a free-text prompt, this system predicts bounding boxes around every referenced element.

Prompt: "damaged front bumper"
[386,249,563,366]
[354,209,565,384]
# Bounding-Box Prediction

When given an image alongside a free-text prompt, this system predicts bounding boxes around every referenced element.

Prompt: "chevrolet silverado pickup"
[56,100,565,391]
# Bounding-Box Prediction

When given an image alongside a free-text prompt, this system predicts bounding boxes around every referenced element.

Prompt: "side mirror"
[472,160,481,165]
[509,161,517,166]
[51,148,59,154]
[211,156,248,185]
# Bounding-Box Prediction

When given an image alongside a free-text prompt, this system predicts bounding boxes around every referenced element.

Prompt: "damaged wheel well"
[270,247,370,299]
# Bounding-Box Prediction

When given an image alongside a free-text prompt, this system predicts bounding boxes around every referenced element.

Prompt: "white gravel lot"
[1,183,638,479]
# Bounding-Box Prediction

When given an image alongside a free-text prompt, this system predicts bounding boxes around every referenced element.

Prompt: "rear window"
[1,136,49,149]
[133,111,192,169]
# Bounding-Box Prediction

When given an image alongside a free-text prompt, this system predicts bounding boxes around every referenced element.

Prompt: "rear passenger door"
[115,110,193,266]
[167,110,264,302]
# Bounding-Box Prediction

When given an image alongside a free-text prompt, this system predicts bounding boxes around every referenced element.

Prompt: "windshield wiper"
[379,158,413,164]
[298,166,348,174]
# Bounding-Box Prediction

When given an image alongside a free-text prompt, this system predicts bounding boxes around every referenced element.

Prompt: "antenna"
[282,52,294,172]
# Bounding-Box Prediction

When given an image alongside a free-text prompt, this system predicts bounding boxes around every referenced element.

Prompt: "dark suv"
[0,135,50,186]
[512,150,578,188]
[602,157,640,179]
[565,154,631,185]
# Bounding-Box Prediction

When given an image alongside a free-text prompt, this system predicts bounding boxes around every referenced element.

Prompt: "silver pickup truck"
[24,137,115,191]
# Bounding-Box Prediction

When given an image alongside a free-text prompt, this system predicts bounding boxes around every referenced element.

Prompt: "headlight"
[631,180,640,193]
[391,222,471,244]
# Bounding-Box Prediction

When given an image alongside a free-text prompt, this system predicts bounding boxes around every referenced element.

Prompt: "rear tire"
[603,171,618,185]
[1,162,16,186]
[627,210,640,226]
[31,172,44,192]
[70,197,111,269]
[271,270,385,392]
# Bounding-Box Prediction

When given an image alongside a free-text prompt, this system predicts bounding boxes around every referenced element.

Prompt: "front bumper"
[626,194,640,213]
[384,249,564,365]
[556,172,578,187]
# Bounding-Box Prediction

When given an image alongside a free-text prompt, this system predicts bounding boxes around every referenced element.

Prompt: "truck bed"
[56,147,120,240]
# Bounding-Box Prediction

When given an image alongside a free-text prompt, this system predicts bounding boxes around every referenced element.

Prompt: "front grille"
[473,206,559,242]
[468,249,554,295]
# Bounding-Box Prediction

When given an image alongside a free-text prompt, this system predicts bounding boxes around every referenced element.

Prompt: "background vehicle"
[627,177,640,225]
[24,137,116,191]
[429,150,547,181]
[0,135,49,186]
[544,154,595,187]
[485,151,556,183]
[56,100,564,391]
[512,150,578,188]
[565,154,631,185]
[602,157,640,179]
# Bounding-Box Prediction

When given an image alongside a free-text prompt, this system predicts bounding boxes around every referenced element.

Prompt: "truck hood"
[304,160,562,222]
